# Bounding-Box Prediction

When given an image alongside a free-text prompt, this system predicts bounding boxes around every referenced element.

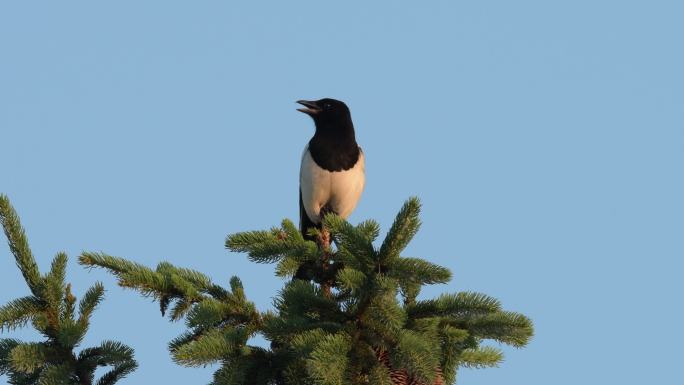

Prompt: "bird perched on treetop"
[297,98,365,241]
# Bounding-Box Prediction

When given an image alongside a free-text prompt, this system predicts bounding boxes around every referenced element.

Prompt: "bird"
[296,98,365,242]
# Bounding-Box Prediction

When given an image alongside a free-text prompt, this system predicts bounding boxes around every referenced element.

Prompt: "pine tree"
[0,195,138,385]
[78,197,532,385]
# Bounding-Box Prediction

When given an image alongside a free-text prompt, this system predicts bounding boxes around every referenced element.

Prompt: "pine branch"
[289,329,329,356]
[458,346,503,369]
[78,252,150,280]
[168,297,195,322]
[368,363,394,385]
[56,318,89,349]
[229,277,244,298]
[462,311,534,347]
[275,281,344,323]
[8,342,48,373]
[407,292,502,319]
[171,328,248,367]
[336,267,367,292]
[156,262,216,294]
[94,340,137,367]
[46,253,68,291]
[387,257,451,286]
[80,252,246,325]
[61,283,77,323]
[378,197,422,262]
[43,264,67,322]
[275,256,302,278]
[78,282,105,324]
[306,333,351,385]
[389,330,440,385]
[185,298,237,329]
[79,252,212,317]
[438,325,469,384]
[168,330,203,356]
[0,296,43,332]
[0,338,20,375]
[38,363,72,385]
[361,280,407,339]
[95,362,138,385]
[209,347,273,385]
[323,214,376,269]
[0,195,42,297]
[226,220,319,265]
[355,220,381,243]
[77,341,138,385]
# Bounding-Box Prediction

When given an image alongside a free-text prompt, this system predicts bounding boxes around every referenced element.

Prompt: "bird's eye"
[324,103,332,110]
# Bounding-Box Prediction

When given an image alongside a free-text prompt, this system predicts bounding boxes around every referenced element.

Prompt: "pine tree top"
[0,195,137,385]
[79,197,533,385]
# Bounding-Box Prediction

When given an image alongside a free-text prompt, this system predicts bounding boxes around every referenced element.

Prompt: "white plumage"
[300,144,365,224]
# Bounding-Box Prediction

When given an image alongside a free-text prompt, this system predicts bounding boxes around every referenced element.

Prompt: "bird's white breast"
[300,144,365,224]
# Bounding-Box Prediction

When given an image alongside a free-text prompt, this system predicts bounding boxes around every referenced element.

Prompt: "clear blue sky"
[1,1,682,384]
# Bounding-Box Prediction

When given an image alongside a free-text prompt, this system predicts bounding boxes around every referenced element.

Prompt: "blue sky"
[1,1,682,384]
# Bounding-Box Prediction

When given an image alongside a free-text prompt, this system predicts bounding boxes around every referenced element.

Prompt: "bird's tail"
[300,217,321,242]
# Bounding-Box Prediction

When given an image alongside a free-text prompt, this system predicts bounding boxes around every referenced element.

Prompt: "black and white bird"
[296,98,365,240]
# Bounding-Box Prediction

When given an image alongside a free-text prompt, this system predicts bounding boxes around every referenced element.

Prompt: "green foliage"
[407,292,502,319]
[458,346,504,369]
[80,196,533,384]
[306,333,351,385]
[0,195,137,385]
[78,283,105,323]
[0,196,42,297]
[390,330,440,384]
[79,253,263,382]
[379,197,422,262]
[0,297,43,332]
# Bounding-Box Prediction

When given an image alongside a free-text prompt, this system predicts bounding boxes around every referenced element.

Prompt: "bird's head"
[297,98,353,132]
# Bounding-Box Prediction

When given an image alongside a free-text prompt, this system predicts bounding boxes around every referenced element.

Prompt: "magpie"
[296,98,365,241]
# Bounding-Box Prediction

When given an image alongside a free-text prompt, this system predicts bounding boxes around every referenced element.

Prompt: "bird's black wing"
[299,188,318,241]
[296,188,319,280]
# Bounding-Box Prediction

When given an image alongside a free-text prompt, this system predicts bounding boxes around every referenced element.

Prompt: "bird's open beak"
[296,100,321,116]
